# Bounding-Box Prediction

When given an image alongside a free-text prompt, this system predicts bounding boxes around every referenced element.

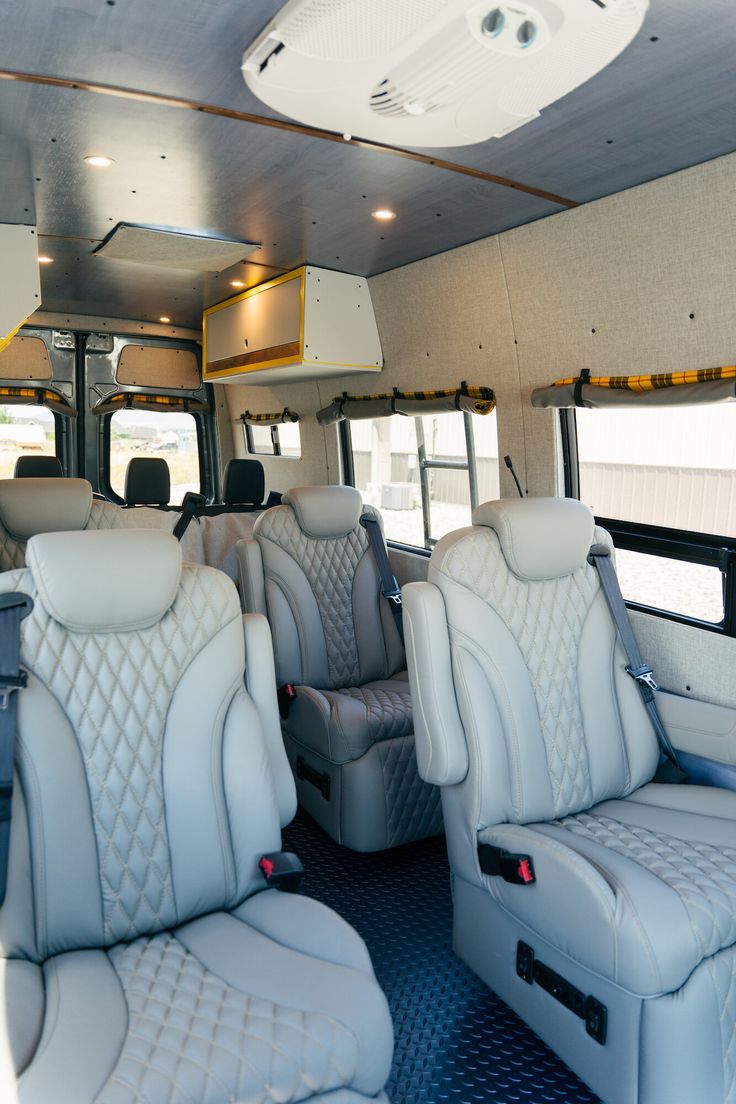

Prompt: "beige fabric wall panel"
[0,335,52,380]
[117,344,200,389]
[360,237,526,499]
[501,152,736,388]
[632,610,736,712]
[224,379,338,491]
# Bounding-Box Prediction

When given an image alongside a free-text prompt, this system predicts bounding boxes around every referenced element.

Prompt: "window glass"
[244,421,301,458]
[0,403,56,478]
[615,548,724,624]
[246,423,276,455]
[352,409,499,548]
[577,405,736,537]
[277,420,301,458]
[109,409,200,505]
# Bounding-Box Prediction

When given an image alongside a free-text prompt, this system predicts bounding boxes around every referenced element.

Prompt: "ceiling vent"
[243,0,648,147]
[94,225,260,272]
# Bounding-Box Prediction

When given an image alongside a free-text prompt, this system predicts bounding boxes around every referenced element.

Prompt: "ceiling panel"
[0,80,561,326]
[0,0,734,324]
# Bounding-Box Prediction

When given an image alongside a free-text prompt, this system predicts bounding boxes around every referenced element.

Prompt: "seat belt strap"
[360,513,404,646]
[0,592,33,908]
[587,544,683,772]
[172,493,205,541]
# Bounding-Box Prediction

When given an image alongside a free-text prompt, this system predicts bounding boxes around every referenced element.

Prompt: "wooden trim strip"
[0,69,578,210]
[207,341,301,374]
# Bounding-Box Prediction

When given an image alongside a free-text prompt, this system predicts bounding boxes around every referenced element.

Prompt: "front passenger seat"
[0,528,393,1103]
[241,485,442,852]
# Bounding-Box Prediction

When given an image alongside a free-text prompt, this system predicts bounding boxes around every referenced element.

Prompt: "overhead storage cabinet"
[203,266,382,386]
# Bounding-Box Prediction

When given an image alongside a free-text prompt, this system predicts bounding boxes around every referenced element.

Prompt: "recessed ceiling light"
[159,316,171,324]
[230,280,245,288]
[38,255,53,264]
[371,208,396,221]
[84,155,114,168]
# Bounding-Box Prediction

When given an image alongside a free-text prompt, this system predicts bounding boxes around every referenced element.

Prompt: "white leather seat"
[0,528,392,1103]
[240,485,442,852]
[0,477,205,569]
[404,496,736,1104]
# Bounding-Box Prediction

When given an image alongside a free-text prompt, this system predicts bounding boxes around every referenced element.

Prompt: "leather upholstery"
[27,529,182,632]
[0,478,92,541]
[13,455,63,478]
[246,486,442,852]
[405,496,736,1104]
[0,478,206,572]
[223,458,265,505]
[123,456,170,506]
[0,530,392,1102]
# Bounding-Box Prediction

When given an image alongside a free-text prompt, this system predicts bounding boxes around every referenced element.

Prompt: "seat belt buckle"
[626,664,659,693]
[501,853,536,885]
[277,683,297,720]
[478,843,536,885]
[259,851,304,893]
[0,670,27,711]
[386,588,402,607]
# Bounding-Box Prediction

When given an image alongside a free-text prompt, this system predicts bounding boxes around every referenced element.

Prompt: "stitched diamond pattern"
[378,735,443,847]
[10,564,238,944]
[559,813,736,960]
[337,684,414,744]
[257,506,372,689]
[88,501,177,532]
[97,932,358,1104]
[440,529,598,816]
[0,523,26,571]
[708,948,736,1104]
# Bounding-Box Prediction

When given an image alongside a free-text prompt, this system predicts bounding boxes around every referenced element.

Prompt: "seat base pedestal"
[284,732,443,852]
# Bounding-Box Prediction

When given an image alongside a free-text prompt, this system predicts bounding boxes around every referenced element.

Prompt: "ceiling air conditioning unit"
[242,0,648,148]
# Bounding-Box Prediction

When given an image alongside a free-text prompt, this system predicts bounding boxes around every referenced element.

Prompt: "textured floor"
[283,811,600,1104]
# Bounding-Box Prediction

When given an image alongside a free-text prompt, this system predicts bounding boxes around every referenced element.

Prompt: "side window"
[0,403,57,478]
[350,409,499,549]
[575,406,735,627]
[108,409,201,505]
[244,421,301,458]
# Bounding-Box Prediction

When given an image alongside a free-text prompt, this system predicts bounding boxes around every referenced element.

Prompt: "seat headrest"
[26,529,182,632]
[472,497,594,581]
[223,459,265,506]
[283,485,363,539]
[0,478,93,541]
[124,457,170,506]
[14,455,63,479]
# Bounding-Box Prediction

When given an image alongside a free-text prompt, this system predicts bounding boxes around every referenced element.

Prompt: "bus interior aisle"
[284,810,599,1104]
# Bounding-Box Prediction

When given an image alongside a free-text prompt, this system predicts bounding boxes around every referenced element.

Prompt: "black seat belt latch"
[277,683,297,719]
[478,843,536,885]
[258,851,304,893]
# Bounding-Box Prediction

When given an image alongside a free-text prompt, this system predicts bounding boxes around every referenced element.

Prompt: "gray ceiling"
[0,0,734,330]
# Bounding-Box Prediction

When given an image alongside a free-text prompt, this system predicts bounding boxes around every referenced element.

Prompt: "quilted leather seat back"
[254,498,404,691]
[0,530,285,961]
[0,478,206,570]
[428,501,660,828]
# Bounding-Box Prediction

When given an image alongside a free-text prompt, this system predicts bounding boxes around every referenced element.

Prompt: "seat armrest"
[404,581,468,786]
[242,613,296,826]
[237,538,266,615]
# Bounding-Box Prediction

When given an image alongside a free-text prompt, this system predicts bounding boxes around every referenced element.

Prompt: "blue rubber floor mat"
[283,811,600,1104]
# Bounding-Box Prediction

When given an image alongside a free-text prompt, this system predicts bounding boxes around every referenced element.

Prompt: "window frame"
[563,408,736,637]
[340,409,486,553]
[0,402,67,477]
[102,408,207,506]
[243,421,301,459]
